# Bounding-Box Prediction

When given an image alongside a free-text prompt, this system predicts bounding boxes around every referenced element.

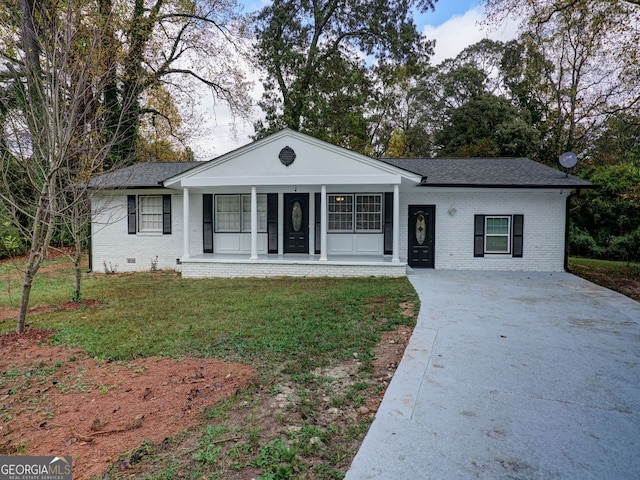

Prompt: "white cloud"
[423,6,519,66]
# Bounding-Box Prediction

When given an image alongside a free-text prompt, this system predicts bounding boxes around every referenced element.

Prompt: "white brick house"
[89,129,592,277]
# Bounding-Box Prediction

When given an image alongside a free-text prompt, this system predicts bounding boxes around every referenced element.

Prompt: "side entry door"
[408,205,435,268]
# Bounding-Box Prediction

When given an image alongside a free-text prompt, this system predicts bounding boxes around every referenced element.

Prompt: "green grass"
[0,257,89,308]
[569,257,640,270]
[568,257,640,302]
[0,258,418,479]
[1,270,416,371]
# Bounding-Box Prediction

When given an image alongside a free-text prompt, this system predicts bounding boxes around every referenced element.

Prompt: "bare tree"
[0,0,131,332]
[0,0,252,332]
[483,0,640,160]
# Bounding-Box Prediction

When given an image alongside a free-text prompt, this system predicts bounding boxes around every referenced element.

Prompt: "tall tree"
[0,0,251,332]
[483,0,640,162]
[252,0,437,151]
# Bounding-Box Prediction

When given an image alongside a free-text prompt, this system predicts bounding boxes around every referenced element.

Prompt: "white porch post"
[278,193,284,255]
[320,185,328,261]
[308,192,315,256]
[250,186,258,260]
[183,187,190,259]
[392,184,400,263]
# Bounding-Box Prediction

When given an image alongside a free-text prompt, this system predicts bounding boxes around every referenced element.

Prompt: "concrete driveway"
[345,270,640,479]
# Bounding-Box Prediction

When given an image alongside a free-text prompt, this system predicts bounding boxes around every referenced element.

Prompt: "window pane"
[139,196,162,232]
[356,194,382,231]
[486,217,509,234]
[241,195,267,232]
[486,236,508,252]
[215,195,241,232]
[328,194,353,231]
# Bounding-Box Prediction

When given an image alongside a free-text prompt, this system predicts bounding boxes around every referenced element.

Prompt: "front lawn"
[0,261,418,479]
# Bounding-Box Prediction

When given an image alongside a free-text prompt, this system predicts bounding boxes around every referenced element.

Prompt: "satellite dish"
[558,151,578,169]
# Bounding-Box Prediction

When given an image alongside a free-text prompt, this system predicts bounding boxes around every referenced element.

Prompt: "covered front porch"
[180,253,407,278]
[161,129,422,278]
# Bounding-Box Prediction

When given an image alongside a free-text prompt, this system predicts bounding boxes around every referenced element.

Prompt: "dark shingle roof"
[89,162,201,189]
[380,157,593,188]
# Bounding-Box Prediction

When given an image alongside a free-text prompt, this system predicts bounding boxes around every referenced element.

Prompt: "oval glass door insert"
[292,201,303,232]
[415,213,427,245]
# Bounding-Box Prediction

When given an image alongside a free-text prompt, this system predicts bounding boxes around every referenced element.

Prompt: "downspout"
[564,188,580,272]
[87,219,93,273]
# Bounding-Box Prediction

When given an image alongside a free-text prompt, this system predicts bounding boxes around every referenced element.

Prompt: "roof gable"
[164,129,419,188]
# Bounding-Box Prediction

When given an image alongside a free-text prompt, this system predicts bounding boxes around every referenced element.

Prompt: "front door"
[284,193,309,253]
[408,205,435,268]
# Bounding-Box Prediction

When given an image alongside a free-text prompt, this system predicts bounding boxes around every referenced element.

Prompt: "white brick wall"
[181,260,406,278]
[92,187,570,275]
[91,190,197,273]
[399,188,569,271]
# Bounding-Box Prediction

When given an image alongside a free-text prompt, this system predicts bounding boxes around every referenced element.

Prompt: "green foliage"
[0,222,26,259]
[252,0,437,153]
[572,162,640,261]
[434,93,540,157]
[404,39,544,159]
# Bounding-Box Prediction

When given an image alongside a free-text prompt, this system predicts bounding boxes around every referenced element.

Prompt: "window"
[356,194,382,231]
[139,196,163,232]
[128,194,171,234]
[215,194,267,233]
[485,216,510,253]
[328,194,382,233]
[328,195,353,231]
[474,215,524,257]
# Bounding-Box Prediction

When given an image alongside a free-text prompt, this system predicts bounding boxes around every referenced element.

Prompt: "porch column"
[278,193,284,255]
[392,184,400,263]
[250,186,258,260]
[183,187,190,259]
[320,185,328,261]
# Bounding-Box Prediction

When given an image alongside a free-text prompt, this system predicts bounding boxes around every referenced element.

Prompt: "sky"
[190,0,519,160]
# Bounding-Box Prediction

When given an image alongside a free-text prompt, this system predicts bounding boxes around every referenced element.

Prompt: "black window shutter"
[127,195,137,234]
[315,193,321,254]
[162,194,172,234]
[203,194,213,253]
[474,215,485,257]
[384,192,393,255]
[512,215,524,257]
[267,193,278,254]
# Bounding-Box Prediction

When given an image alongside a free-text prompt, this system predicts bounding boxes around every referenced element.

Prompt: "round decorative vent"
[279,146,296,166]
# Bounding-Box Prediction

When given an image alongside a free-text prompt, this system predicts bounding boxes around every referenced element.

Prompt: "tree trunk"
[17,268,36,333]
[73,241,82,302]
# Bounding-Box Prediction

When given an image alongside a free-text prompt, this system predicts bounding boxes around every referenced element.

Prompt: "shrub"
[603,228,640,263]
[569,226,602,259]
[0,222,27,259]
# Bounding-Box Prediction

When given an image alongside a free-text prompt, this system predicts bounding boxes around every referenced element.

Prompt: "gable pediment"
[164,129,420,188]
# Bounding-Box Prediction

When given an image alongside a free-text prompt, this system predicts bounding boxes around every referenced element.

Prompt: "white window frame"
[328,194,354,232]
[214,194,267,233]
[327,193,383,233]
[138,195,163,233]
[485,216,511,254]
[355,194,382,232]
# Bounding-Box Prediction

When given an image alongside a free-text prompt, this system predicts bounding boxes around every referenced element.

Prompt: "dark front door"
[408,205,435,268]
[284,193,309,253]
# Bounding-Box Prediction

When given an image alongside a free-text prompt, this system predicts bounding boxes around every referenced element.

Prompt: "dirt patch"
[0,299,101,322]
[0,330,255,479]
[569,264,640,302]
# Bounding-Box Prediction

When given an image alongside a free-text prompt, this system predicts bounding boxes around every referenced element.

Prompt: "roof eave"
[420,182,595,189]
